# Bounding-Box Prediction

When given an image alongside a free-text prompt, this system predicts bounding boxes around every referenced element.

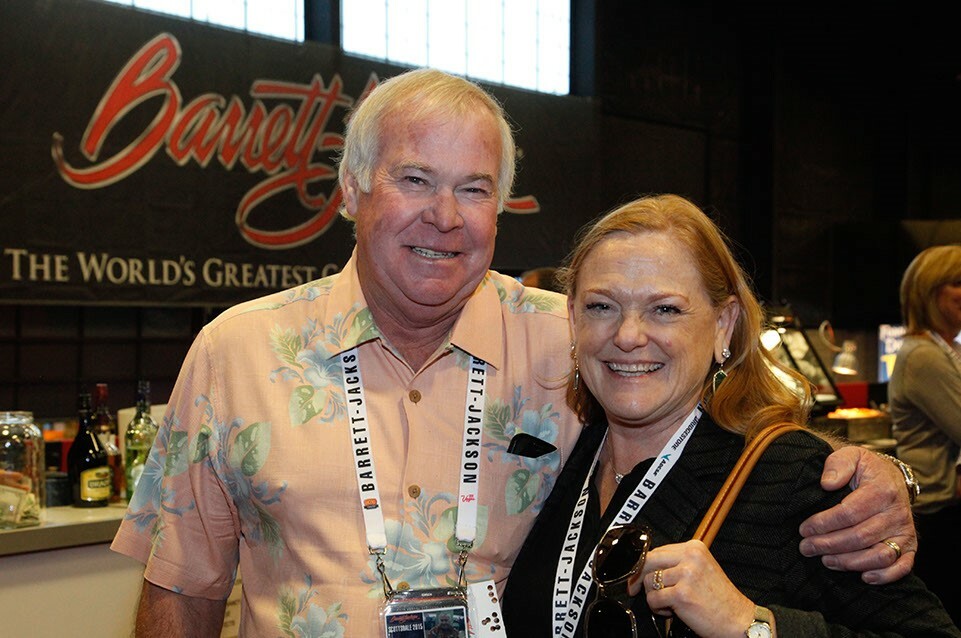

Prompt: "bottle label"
[80,467,112,501]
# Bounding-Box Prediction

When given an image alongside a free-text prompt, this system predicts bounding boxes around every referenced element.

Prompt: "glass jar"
[0,411,45,528]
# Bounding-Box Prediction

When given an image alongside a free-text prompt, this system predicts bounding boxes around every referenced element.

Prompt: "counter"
[0,504,144,637]
[0,503,127,556]
[0,503,239,638]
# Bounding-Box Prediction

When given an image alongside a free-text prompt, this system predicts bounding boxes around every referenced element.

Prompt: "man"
[427,612,463,638]
[111,68,917,636]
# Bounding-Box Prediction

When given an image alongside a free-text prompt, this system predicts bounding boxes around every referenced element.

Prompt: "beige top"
[110,251,581,636]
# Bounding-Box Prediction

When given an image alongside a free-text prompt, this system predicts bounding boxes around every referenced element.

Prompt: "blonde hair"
[900,245,961,336]
[337,68,516,214]
[557,194,812,438]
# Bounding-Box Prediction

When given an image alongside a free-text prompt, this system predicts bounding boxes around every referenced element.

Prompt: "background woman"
[889,245,961,623]
[502,194,957,637]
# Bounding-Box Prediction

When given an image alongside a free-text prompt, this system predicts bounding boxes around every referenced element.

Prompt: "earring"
[571,341,580,392]
[713,347,731,393]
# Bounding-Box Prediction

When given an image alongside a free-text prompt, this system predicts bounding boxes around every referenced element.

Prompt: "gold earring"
[712,347,731,393]
[571,341,579,392]
[712,367,727,393]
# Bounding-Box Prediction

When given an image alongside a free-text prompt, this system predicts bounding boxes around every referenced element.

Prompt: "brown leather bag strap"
[693,423,806,548]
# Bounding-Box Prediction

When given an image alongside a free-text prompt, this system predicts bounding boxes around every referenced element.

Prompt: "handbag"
[693,422,806,547]
[660,423,806,638]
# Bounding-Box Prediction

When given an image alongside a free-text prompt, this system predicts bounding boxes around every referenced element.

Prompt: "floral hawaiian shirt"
[111,251,580,637]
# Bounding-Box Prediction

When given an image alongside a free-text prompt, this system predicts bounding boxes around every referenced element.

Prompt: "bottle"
[68,392,110,507]
[124,380,158,501]
[0,411,44,528]
[93,382,125,502]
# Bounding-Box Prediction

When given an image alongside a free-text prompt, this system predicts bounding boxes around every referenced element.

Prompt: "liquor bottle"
[92,382,125,502]
[124,379,158,500]
[68,392,110,507]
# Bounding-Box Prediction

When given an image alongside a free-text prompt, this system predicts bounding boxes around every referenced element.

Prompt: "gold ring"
[882,539,902,560]
[652,569,664,591]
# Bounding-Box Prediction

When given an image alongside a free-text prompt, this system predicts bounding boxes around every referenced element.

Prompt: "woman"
[502,195,958,637]
[889,245,961,623]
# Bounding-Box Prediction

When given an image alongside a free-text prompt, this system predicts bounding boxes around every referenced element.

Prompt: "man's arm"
[136,579,227,637]
[798,444,917,585]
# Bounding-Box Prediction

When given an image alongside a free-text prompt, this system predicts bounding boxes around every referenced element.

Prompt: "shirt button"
[409,389,422,403]
[408,485,421,498]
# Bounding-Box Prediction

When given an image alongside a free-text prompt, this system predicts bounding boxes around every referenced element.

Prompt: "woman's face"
[569,230,738,431]
[936,279,961,337]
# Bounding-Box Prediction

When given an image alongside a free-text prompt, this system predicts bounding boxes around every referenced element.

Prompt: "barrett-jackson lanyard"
[551,406,703,638]
[339,347,488,596]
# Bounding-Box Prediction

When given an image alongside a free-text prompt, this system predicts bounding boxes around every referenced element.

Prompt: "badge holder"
[379,546,474,638]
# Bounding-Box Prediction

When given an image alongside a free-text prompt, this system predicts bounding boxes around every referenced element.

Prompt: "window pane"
[193,0,245,30]
[466,0,504,85]
[502,0,537,90]
[247,0,302,40]
[92,0,303,42]
[341,0,570,95]
[426,0,466,75]
[342,0,387,59]
[387,0,427,67]
[537,2,570,93]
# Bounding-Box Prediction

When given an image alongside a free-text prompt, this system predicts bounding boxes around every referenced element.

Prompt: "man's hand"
[798,445,916,585]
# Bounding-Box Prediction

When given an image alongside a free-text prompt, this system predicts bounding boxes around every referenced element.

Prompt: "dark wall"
[6,1,961,418]
[592,1,743,235]
[590,1,961,330]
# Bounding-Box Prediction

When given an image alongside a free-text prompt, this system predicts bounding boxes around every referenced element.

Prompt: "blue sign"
[878,324,906,382]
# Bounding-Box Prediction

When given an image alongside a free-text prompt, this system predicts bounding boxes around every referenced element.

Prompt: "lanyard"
[932,332,961,467]
[930,331,961,376]
[339,347,488,591]
[551,406,703,638]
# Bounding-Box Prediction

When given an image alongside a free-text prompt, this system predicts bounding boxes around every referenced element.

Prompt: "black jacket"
[502,414,959,637]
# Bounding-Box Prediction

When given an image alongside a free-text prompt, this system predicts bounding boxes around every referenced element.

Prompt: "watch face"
[747,622,772,638]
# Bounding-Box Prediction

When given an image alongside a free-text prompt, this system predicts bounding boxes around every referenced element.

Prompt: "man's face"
[344,108,502,324]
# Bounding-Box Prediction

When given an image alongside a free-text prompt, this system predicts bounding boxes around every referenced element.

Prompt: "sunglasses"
[585,523,653,637]
[585,524,692,638]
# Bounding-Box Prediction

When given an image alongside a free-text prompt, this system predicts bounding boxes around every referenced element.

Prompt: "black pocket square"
[506,432,557,458]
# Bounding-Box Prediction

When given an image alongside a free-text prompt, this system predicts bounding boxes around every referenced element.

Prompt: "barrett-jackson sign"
[51,33,357,251]
[1,0,598,307]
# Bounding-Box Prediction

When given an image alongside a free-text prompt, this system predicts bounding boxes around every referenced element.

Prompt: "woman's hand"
[633,540,757,638]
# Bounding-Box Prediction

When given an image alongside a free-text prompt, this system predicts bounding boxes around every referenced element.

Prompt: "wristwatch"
[878,453,921,504]
[745,605,774,638]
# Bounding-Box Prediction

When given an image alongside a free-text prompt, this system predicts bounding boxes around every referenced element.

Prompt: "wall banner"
[1,0,597,307]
